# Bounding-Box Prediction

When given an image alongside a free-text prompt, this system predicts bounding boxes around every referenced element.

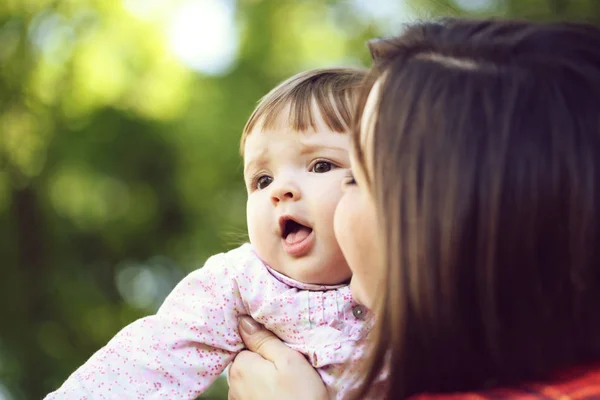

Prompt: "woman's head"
[343,18,600,398]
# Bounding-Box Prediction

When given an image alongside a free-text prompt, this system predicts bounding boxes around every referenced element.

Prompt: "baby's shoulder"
[201,243,267,276]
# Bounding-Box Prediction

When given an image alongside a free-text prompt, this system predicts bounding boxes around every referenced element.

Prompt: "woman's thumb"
[238,316,288,361]
[239,316,263,336]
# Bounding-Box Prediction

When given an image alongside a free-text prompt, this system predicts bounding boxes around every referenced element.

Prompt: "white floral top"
[45,243,378,399]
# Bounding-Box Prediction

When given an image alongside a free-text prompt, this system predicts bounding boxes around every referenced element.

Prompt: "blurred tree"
[0,0,598,399]
[0,0,377,398]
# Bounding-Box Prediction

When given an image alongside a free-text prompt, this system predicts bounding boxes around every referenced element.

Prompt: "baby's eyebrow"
[299,143,347,155]
[243,157,267,177]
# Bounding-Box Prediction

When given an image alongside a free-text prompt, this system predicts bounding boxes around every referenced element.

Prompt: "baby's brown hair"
[240,67,367,154]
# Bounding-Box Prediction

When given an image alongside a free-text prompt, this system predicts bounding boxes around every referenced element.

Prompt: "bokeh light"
[167,0,238,75]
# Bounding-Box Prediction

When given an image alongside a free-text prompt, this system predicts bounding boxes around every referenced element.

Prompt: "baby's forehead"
[242,127,350,170]
[244,127,349,153]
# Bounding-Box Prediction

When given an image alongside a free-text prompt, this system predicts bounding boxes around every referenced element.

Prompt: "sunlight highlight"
[167,0,238,75]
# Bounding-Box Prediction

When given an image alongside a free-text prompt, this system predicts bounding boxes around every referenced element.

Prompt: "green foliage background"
[0,0,597,399]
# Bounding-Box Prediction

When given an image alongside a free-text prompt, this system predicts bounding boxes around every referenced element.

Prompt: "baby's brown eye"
[312,161,333,173]
[257,176,273,190]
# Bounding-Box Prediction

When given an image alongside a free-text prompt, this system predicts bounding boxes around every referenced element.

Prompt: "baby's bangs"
[293,90,355,134]
[251,86,356,134]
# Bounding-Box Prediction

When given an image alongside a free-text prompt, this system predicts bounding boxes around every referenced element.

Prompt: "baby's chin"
[252,243,351,285]
[283,264,351,286]
[267,260,350,286]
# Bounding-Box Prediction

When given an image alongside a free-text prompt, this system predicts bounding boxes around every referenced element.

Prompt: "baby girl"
[45,67,380,399]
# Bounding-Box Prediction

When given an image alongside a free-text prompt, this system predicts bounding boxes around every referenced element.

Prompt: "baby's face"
[243,113,352,285]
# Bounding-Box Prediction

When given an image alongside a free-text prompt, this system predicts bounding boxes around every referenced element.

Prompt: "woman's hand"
[228,316,328,400]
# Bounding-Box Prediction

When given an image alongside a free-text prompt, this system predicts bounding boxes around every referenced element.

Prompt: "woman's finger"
[229,350,275,400]
[229,350,274,381]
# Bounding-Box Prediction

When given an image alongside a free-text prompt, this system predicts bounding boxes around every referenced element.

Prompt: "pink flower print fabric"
[44,244,374,399]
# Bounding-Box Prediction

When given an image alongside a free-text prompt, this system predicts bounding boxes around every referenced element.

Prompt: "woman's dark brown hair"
[355,18,600,399]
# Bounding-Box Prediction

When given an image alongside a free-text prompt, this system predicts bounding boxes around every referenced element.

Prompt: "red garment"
[412,365,600,399]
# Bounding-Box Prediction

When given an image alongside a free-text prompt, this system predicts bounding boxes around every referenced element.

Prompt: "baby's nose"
[270,180,301,203]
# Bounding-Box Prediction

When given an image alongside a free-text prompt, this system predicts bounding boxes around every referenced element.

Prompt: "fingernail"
[239,316,261,335]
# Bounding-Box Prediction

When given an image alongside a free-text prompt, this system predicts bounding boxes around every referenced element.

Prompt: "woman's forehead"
[359,79,383,164]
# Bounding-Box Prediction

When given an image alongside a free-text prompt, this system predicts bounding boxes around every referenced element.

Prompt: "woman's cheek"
[333,194,354,267]
[335,191,382,308]
[335,194,367,280]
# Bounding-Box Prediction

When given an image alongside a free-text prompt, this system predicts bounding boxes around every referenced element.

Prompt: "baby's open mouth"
[280,218,313,244]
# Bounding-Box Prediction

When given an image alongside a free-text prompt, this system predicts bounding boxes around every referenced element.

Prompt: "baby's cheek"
[246,202,265,247]
[320,181,346,209]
